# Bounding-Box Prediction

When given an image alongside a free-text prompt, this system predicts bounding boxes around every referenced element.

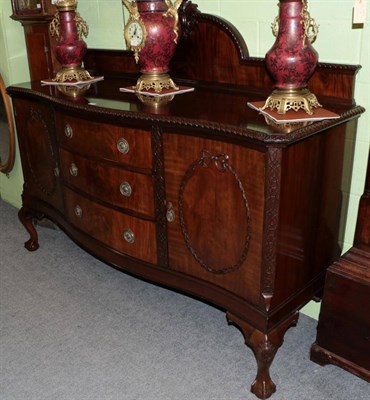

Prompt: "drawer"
[56,113,152,170]
[60,149,155,217]
[64,188,157,264]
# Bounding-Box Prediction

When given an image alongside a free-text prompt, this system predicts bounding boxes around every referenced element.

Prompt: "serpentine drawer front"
[59,149,155,217]
[64,187,158,264]
[56,113,153,171]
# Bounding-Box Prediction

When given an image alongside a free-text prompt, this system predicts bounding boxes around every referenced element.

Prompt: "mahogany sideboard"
[7,5,365,399]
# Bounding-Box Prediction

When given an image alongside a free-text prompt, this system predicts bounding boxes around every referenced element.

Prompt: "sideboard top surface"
[7,78,364,148]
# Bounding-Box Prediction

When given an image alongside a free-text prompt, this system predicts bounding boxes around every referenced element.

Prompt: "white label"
[353,0,367,24]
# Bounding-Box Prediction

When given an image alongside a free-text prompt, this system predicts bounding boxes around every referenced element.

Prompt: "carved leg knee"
[227,311,299,399]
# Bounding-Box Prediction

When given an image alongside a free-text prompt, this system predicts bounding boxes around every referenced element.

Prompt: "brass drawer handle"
[123,229,135,244]
[69,163,78,176]
[117,138,129,154]
[65,124,73,139]
[166,202,175,222]
[120,181,132,197]
[74,205,82,218]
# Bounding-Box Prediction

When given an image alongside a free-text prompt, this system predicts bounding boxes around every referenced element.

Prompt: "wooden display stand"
[8,3,365,398]
[311,155,370,382]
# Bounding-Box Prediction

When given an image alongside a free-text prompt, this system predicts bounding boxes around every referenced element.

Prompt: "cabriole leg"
[18,207,40,251]
[227,311,299,399]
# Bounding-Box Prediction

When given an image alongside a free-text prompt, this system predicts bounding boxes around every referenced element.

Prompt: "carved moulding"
[260,147,282,312]
[151,126,169,267]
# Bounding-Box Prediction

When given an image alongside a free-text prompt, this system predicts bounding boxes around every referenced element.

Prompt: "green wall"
[0,2,30,207]
[1,1,369,318]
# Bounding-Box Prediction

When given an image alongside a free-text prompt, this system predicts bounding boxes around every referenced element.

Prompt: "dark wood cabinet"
[11,0,60,82]
[311,155,370,382]
[7,7,365,399]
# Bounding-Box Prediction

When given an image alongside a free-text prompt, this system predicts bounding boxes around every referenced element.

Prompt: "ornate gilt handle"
[301,1,319,46]
[69,163,78,176]
[164,0,182,44]
[120,181,132,197]
[117,138,130,154]
[64,124,73,138]
[271,1,319,47]
[122,0,140,19]
[75,13,89,39]
[74,205,82,218]
[123,229,135,244]
[271,16,279,37]
[166,202,175,222]
[50,12,89,39]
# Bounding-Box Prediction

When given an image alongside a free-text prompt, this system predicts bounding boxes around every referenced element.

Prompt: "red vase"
[124,0,182,92]
[263,0,321,114]
[55,10,87,69]
[50,1,92,83]
[137,0,180,76]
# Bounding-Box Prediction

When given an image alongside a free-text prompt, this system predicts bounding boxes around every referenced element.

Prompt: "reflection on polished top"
[9,77,361,145]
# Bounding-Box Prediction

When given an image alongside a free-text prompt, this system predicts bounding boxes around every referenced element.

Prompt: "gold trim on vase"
[50,11,88,40]
[135,72,179,93]
[163,0,182,44]
[262,88,322,115]
[55,0,77,11]
[52,67,93,83]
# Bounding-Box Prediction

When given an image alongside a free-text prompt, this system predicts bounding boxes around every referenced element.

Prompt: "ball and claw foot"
[18,207,40,252]
[24,237,39,252]
[251,377,276,399]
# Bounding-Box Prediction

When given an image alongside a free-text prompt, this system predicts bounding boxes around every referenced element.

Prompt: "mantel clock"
[11,0,56,16]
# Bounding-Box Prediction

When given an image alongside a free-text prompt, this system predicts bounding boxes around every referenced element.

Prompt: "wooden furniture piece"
[0,74,16,174]
[311,155,370,382]
[11,0,59,82]
[7,4,365,399]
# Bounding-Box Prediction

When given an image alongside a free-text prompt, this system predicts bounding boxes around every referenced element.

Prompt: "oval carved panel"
[178,150,251,274]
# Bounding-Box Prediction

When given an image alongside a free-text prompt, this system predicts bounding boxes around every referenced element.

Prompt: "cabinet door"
[163,134,266,305]
[13,98,63,211]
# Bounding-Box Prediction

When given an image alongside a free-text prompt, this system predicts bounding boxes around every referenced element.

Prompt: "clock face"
[127,21,144,48]
[13,0,43,14]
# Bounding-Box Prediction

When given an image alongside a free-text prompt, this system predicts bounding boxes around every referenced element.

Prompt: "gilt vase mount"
[123,0,182,93]
[49,0,93,83]
[263,0,321,115]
